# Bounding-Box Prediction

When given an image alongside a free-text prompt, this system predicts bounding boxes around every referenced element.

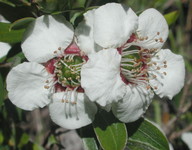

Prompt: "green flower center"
[55,55,85,88]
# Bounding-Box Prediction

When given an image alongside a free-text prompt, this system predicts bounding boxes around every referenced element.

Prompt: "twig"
[0,62,12,68]
[164,74,192,134]
[169,124,192,141]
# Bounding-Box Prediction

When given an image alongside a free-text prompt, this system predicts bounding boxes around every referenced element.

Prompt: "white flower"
[79,5,185,122]
[181,132,192,150]
[0,15,11,59]
[6,15,97,129]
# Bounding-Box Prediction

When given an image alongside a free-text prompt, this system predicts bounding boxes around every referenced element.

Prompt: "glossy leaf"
[93,110,127,150]
[0,23,25,43]
[126,118,169,150]
[83,138,98,150]
[164,11,179,26]
[10,17,35,30]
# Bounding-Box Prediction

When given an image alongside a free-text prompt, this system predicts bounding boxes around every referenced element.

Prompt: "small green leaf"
[0,131,4,144]
[126,118,169,150]
[18,133,29,148]
[0,23,25,43]
[47,134,58,147]
[33,143,44,150]
[164,11,179,26]
[10,17,35,30]
[83,138,98,150]
[93,110,127,150]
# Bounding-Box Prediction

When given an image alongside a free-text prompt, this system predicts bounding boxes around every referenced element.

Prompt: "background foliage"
[0,0,191,149]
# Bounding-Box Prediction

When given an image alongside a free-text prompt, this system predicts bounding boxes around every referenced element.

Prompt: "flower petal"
[134,8,168,49]
[112,85,154,123]
[149,49,185,99]
[75,10,102,55]
[181,132,192,150]
[0,42,11,59]
[93,3,138,48]
[6,62,51,110]
[49,91,97,129]
[81,48,126,106]
[22,15,74,63]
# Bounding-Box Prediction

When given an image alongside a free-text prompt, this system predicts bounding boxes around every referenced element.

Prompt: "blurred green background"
[0,0,191,149]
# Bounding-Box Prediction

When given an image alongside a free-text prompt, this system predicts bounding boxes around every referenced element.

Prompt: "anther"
[157,66,161,70]
[58,47,61,50]
[159,38,164,43]
[145,36,148,40]
[154,86,158,90]
[139,37,144,41]
[155,39,158,42]
[54,50,57,54]
[157,32,160,35]
[153,62,157,65]
[146,85,151,90]
[45,80,49,83]
[164,65,167,68]
[153,75,157,78]
[163,72,167,75]
[163,61,167,64]
[44,85,50,89]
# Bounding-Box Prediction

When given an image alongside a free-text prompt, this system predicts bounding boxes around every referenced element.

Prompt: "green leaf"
[83,138,98,150]
[0,131,4,144]
[18,133,29,148]
[164,11,179,26]
[93,110,127,150]
[47,134,58,147]
[0,22,25,43]
[126,118,169,150]
[33,143,44,150]
[10,17,35,30]
[0,0,16,7]
[0,74,5,107]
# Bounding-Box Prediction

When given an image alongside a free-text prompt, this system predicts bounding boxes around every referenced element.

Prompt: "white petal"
[0,42,11,59]
[75,10,102,55]
[49,91,97,129]
[181,132,192,150]
[6,62,51,110]
[112,85,154,123]
[81,48,126,106]
[149,49,185,99]
[93,3,138,48]
[134,8,168,49]
[0,14,9,23]
[22,15,74,63]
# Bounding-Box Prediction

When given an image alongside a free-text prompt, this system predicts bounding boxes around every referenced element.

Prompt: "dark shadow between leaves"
[126,117,144,137]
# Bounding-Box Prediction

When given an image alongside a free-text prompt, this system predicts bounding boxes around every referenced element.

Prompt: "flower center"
[44,43,86,93]
[120,48,147,85]
[54,55,85,88]
[120,46,168,90]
